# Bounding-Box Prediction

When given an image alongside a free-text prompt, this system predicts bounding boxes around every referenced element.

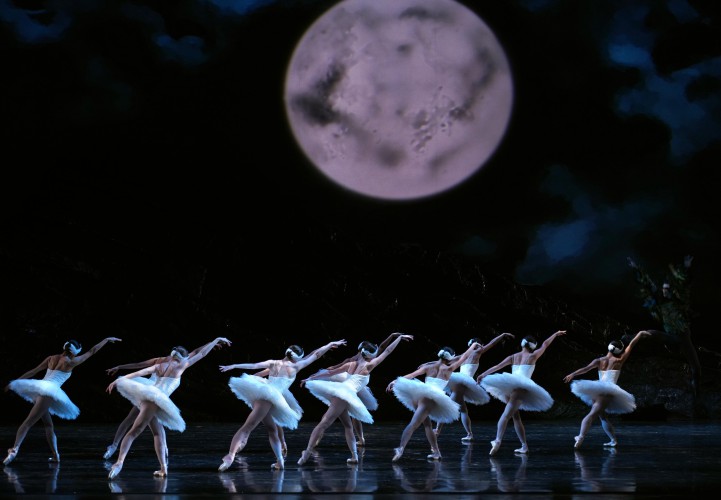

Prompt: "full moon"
[283,0,513,200]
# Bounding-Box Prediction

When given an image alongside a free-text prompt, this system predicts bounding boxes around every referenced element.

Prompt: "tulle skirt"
[481,373,553,412]
[447,372,490,405]
[391,377,460,424]
[228,375,301,430]
[116,378,185,432]
[8,380,80,420]
[305,380,373,424]
[570,380,636,414]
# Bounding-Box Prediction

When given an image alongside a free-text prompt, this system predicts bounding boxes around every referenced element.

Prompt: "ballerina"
[387,341,481,462]
[217,339,346,471]
[434,332,515,442]
[564,330,651,449]
[477,330,566,456]
[102,341,222,461]
[3,337,122,465]
[297,333,414,466]
[105,337,231,479]
[306,332,405,447]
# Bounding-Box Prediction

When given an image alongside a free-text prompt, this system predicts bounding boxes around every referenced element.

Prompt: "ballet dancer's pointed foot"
[514,445,529,454]
[218,455,235,472]
[3,448,18,466]
[461,435,474,444]
[574,435,584,449]
[108,462,123,480]
[297,450,313,466]
[392,447,404,463]
[427,450,442,461]
[271,461,285,470]
[603,440,617,448]
[153,468,168,477]
[103,444,118,460]
[346,456,359,464]
[489,440,501,456]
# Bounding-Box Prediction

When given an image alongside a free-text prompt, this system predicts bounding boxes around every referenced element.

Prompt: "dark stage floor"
[1,419,719,498]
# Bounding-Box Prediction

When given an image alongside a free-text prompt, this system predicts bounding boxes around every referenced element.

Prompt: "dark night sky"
[1,0,721,416]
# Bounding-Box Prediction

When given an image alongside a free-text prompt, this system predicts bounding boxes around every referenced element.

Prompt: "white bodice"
[599,370,621,384]
[459,363,478,377]
[268,375,295,392]
[42,369,72,386]
[154,376,181,396]
[345,374,370,392]
[512,364,535,378]
[425,376,447,390]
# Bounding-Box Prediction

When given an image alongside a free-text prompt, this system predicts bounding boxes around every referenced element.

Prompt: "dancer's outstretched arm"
[5,357,51,388]
[106,357,165,376]
[476,354,513,383]
[617,330,651,363]
[70,337,122,367]
[186,337,231,367]
[563,358,601,383]
[219,360,273,372]
[106,365,158,393]
[293,340,346,371]
[448,342,482,371]
[479,332,515,354]
[366,334,413,371]
[529,330,566,361]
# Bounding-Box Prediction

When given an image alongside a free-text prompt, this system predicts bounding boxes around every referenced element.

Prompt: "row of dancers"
[2,329,651,477]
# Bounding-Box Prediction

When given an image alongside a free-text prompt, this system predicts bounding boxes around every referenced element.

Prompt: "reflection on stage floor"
[1,420,719,497]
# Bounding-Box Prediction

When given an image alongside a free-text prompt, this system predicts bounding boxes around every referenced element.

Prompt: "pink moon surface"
[284,0,514,200]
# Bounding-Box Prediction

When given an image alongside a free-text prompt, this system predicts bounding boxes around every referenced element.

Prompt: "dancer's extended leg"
[105,407,139,460]
[109,402,156,479]
[149,417,167,477]
[4,397,53,465]
[511,412,528,454]
[422,416,442,460]
[41,413,59,462]
[393,401,433,462]
[353,419,365,447]
[575,398,607,449]
[266,420,284,470]
[491,393,523,456]
[219,400,272,471]
[600,413,617,447]
[298,400,346,465]
[338,410,359,464]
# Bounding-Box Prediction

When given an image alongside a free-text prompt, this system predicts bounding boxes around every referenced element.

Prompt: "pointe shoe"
[103,444,118,460]
[3,448,18,466]
[461,435,474,444]
[271,461,284,470]
[153,468,168,477]
[427,451,442,461]
[218,455,234,472]
[297,450,313,466]
[514,445,529,454]
[48,454,60,463]
[392,447,404,462]
[489,440,501,456]
[346,456,358,464]
[108,462,123,480]
[603,440,617,447]
[574,435,584,449]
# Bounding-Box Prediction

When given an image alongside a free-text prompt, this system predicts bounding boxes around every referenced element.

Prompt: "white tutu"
[480,365,553,412]
[317,370,379,412]
[228,374,302,429]
[391,376,460,424]
[447,372,490,405]
[305,374,373,424]
[8,369,80,420]
[116,376,185,432]
[570,370,636,414]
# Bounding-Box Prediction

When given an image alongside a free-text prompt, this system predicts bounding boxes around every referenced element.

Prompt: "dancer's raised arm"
[186,337,231,367]
[563,358,601,383]
[5,357,51,389]
[366,333,413,371]
[476,354,513,383]
[293,340,346,370]
[479,332,515,354]
[617,330,651,363]
[70,337,122,367]
[529,330,566,360]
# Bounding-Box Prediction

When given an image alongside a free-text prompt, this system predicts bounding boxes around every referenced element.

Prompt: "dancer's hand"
[563,374,574,383]
[106,337,122,343]
[106,381,117,394]
[502,332,515,339]
[400,334,413,341]
[218,365,234,372]
[386,380,395,392]
[216,337,232,348]
[330,340,346,349]
[106,366,120,376]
